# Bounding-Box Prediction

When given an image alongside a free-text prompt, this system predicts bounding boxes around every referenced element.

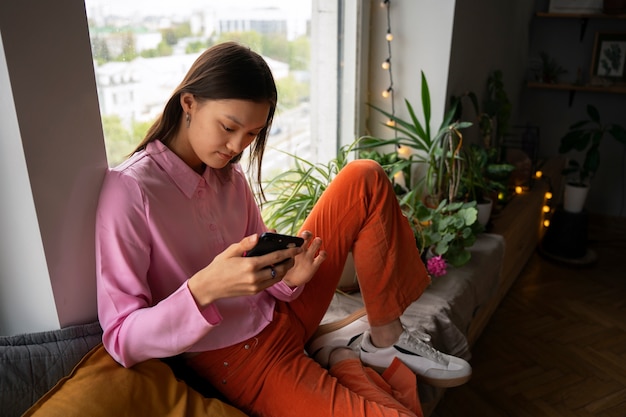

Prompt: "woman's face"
[174,94,270,172]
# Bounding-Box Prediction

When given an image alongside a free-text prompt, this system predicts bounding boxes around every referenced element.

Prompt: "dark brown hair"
[132,42,277,197]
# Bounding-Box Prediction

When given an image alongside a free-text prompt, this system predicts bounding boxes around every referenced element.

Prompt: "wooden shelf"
[527,82,626,106]
[536,12,626,19]
[527,81,626,94]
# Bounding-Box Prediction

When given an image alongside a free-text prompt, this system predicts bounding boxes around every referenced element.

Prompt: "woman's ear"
[180,92,195,113]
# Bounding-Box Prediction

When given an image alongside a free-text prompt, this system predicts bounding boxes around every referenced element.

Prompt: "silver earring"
[185,112,190,128]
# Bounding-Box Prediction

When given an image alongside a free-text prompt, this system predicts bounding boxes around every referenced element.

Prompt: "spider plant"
[261,142,353,235]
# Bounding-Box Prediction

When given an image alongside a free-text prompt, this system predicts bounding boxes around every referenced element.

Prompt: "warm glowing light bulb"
[515,186,523,194]
[543,219,550,227]
[535,170,543,179]
[543,205,550,213]
[393,171,406,188]
[386,32,393,42]
[382,60,390,70]
[386,119,396,127]
[398,146,411,158]
[498,192,505,201]
[382,89,390,98]
[545,191,553,200]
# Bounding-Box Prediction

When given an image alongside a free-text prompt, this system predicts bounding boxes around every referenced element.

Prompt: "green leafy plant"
[413,199,482,267]
[484,70,512,151]
[460,144,494,203]
[537,51,568,84]
[357,148,410,195]
[459,144,513,203]
[452,71,512,161]
[357,70,471,206]
[262,143,352,234]
[450,90,493,149]
[559,104,626,186]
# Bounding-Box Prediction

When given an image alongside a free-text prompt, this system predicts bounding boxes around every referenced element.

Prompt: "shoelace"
[400,327,448,365]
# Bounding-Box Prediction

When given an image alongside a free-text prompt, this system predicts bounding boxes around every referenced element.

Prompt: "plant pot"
[563,182,589,213]
[476,198,493,227]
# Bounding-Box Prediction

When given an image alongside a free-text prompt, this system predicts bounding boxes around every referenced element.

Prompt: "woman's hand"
[281,230,327,288]
[187,234,303,308]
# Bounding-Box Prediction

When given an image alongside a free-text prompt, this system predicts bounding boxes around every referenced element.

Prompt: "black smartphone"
[244,232,305,257]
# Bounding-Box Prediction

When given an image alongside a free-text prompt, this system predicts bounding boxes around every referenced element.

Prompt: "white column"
[0,0,108,335]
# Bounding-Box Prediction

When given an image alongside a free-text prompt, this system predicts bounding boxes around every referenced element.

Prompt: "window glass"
[84,0,313,182]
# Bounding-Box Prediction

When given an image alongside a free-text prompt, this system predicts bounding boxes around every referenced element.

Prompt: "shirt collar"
[146,140,204,199]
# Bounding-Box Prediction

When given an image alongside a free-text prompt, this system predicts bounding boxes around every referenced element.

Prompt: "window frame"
[311,0,367,161]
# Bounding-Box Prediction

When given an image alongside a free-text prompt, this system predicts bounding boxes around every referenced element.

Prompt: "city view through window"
[84,0,314,183]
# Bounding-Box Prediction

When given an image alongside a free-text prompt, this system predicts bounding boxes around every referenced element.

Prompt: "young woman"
[96,41,471,417]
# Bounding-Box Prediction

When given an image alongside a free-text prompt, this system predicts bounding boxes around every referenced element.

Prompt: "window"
[84,0,329,183]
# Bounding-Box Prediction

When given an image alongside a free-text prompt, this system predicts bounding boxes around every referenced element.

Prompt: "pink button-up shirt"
[96,140,302,367]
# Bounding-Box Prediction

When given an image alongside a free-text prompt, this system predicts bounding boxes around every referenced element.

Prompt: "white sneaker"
[306,308,369,368]
[360,327,472,388]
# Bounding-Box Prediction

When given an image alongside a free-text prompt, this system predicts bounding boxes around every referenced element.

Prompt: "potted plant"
[460,144,495,226]
[459,144,515,225]
[536,51,568,84]
[357,70,471,207]
[559,104,626,212]
[413,199,482,269]
[353,71,483,271]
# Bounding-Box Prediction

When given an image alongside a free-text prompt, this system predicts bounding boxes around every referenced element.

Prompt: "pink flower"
[427,255,447,277]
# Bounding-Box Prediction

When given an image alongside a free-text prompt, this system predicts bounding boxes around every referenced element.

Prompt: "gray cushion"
[0,322,102,417]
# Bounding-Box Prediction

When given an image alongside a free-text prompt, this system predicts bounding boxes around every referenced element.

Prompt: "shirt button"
[244,344,250,350]
[209,224,218,231]
[223,361,229,367]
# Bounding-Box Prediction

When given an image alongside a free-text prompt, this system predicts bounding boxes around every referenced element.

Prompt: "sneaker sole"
[418,372,471,388]
[365,361,472,388]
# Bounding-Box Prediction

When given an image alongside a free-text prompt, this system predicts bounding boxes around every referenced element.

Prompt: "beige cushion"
[22,344,247,417]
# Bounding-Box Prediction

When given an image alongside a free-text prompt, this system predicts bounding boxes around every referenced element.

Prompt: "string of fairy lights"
[534,170,554,229]
[380,0,412,178]
[380,0,396,130]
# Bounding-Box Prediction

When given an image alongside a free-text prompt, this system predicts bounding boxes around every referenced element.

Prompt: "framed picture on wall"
[590,32,626,84]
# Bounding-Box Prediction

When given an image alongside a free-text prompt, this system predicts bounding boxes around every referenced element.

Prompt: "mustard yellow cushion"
[22,344,247,417]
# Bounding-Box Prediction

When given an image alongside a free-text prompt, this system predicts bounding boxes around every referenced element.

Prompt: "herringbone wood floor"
[433,214,626,417]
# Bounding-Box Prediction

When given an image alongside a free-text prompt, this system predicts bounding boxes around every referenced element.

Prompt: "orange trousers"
[187,160,431,417]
